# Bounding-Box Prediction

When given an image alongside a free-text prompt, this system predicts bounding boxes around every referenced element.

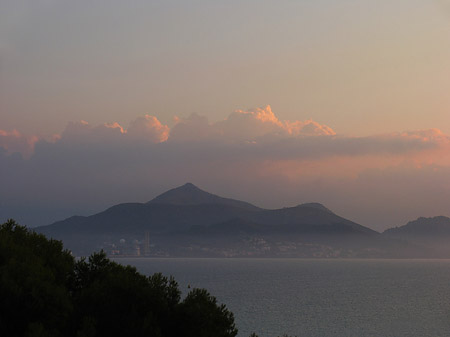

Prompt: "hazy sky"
[1,1,449,230]
[2,0,449,135]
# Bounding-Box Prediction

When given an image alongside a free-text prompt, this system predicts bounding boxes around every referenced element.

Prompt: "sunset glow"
[1,0,449,231]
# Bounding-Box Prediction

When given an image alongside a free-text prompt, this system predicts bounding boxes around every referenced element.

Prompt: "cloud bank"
[0,129,38,157]
[1,106,450,230]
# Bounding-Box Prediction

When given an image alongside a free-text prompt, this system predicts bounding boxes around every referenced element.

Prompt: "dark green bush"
[0,219,237,337]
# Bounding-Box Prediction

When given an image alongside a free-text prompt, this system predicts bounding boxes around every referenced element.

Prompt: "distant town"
[103,232,363,258]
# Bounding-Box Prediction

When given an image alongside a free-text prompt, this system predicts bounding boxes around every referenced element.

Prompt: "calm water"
[114,258,450,337]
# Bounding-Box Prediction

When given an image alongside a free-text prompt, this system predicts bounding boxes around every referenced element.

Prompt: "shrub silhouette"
[0,219,237,337]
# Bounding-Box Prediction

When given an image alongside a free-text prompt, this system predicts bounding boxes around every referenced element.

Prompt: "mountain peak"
[296,202,333,214]
[148,183,261,211]
[179,182,200,190]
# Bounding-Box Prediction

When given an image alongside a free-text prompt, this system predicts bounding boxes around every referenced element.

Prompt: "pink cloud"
[2,107,450,230]
[60,120,126,145]
[127,115,169,143]
[285,119,336,136]
[169,113,222,142]
[228,106,336,137]
[170,105,335,142]
[0,129,38,157]
[58,115,168,145]
[399,128,447,142]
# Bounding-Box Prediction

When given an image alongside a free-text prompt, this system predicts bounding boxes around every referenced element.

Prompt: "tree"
[249,332,296,337]
[0,219,74,337]
[71,252,181,337]
[175,288,238,337]
[0,219,238,337]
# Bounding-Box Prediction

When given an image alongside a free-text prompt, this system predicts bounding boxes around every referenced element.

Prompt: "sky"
[1,0,449,230]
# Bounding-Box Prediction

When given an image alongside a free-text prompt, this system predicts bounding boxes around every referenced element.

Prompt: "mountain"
[148,182,261,211]
[34,183,419,258]
[248,204,378,235]
[383,216,450,256]
[297,202,334,214]
[384,216,450,237]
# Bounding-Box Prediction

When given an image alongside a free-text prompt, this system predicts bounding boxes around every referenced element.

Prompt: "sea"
[114,258,450,337]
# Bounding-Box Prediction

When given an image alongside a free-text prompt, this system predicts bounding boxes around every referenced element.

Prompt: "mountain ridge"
[33,183,433,258]
[383,216,450,237]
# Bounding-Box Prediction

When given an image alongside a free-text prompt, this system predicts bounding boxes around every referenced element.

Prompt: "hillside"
[384,216,450,237]
[383,216,450,256]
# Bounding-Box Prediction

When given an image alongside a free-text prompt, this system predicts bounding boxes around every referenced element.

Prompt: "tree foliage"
[0,219,74,337]
[0,219,237,337]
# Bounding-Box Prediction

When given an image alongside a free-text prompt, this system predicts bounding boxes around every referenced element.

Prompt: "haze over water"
[117,258,450,337]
